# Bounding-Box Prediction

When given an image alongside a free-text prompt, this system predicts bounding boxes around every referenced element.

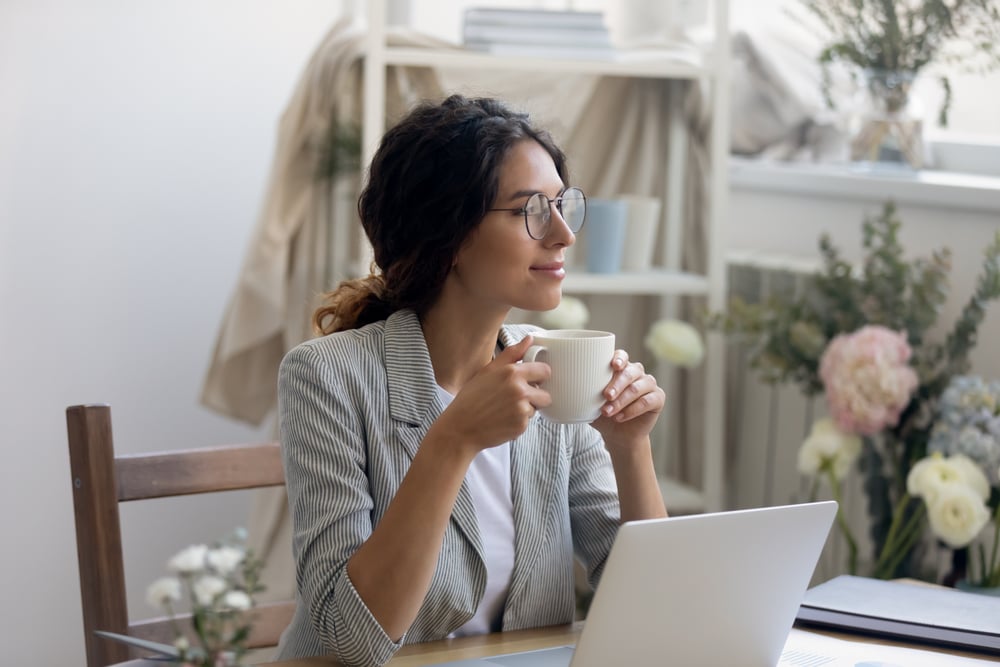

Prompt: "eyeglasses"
[489,187,587,240]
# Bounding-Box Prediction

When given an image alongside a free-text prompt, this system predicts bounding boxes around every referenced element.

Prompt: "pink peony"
[819,325,919,436]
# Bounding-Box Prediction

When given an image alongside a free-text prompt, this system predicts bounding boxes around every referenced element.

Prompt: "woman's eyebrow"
[503,186,567,202]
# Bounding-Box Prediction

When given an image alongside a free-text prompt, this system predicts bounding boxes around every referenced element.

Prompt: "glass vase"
[849,69,925,169]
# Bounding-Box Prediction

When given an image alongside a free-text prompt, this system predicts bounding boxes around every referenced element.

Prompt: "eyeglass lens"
[524,188,586,239]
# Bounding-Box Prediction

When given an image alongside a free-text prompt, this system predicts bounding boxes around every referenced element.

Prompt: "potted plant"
[794,0,1000,167]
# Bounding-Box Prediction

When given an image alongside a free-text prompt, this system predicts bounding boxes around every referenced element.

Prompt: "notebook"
[430,501,837,667]
[796,574,1000,655]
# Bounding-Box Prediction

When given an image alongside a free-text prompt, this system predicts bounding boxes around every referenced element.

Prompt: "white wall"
[0,1,343,663]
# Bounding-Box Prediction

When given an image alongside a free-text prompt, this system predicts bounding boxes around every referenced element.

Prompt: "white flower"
[907,453,990,503]
[145,577,181,608]
[221,590,252,611]
[925,483,991,548]
[947,453,991,501]
[644,319,705,368]
[192,575,227,606]
[540,296,589,330]
[167,544,208,574]
[173,636,189,651]
[797,418,862,480]
[206,546,245,576]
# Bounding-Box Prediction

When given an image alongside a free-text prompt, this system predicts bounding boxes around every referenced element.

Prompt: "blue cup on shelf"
[583,198,627,274]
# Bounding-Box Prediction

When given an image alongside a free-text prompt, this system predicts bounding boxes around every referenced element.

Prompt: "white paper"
[779,628,999,666]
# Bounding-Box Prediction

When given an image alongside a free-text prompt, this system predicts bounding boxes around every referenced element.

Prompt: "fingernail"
[603,405,613,415]
[607,387,616,398]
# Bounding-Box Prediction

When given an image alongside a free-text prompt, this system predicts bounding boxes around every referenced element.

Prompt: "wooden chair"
[66,404,294,667]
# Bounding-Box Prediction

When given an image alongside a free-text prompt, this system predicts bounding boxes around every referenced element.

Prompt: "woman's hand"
[432,336,551,456]
[590,350,665,450]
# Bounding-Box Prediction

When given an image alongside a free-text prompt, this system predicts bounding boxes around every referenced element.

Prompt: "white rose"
[167,544,208,574]
[192,575,227,606]
[540,296,590,330]
[206,546,245,576]
[644,319,705,368]
[907,453,990,503]
[925,483,991,548]
[797,418,862,480]
[221,590,252,611]
[947,454,991,501]
[145,576,181,608]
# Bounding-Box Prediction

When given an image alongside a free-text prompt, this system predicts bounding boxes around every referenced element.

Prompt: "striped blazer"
[273,309,620,666]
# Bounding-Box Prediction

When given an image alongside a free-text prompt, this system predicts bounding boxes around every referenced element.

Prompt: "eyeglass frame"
[488,187,587,240]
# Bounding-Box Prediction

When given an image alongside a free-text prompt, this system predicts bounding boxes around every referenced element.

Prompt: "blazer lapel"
[383,310,484,563]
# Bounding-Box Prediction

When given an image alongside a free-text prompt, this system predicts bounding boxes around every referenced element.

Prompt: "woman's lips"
[531,262,566,278]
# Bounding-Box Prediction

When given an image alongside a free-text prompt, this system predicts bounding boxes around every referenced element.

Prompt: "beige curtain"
[200,20,445,601]
[202,24,712,599]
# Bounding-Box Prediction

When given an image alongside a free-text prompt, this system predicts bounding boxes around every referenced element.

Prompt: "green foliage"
[316,121,362,181]
[708,202,1000,407]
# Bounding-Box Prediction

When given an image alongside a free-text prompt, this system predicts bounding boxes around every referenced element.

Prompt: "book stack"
[462,7,614,60]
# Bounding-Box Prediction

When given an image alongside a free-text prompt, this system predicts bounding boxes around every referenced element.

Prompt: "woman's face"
[450,139,576,314]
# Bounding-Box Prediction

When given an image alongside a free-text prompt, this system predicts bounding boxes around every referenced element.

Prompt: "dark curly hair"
[313,94,569,335]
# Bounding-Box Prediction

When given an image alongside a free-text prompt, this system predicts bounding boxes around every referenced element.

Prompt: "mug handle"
[523,345,548,363]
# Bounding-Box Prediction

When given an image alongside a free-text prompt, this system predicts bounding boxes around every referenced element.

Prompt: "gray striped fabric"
[273,309,620,666]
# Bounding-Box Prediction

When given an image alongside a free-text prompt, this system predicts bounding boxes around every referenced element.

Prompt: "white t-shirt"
[436,385,516,637]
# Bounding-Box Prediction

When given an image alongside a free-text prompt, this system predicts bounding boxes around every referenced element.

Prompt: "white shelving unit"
[360,1,730,513]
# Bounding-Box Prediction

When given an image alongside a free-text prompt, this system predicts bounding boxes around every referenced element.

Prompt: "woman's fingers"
[602,364,662,420]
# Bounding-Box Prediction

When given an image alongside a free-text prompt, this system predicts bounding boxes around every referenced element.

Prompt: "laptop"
[431,501,837,667]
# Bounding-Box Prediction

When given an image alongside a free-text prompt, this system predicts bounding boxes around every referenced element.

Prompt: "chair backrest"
[66,403,294,667]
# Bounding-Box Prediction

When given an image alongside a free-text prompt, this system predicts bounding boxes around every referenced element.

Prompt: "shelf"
[382,46,709,80]
[562,269,709,296]
[729,156,1000,214]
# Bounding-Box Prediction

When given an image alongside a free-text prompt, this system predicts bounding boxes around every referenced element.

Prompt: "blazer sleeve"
[566,425,620,589]
[278,342,403,667]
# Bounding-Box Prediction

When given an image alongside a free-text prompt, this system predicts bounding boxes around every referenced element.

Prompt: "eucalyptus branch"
[942,230,1000,375]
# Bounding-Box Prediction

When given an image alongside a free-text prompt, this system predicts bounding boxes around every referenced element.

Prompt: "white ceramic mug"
[523,329,616,423]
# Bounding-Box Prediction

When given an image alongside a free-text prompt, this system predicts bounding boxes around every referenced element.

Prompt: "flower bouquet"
[145,529,265,666]
[708,202,1000,580]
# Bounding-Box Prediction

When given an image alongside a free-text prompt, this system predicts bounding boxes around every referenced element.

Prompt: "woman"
[275,95,667,666]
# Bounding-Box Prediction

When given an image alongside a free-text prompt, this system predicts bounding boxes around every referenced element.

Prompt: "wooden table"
[260,620,997,666]
[266,623,582,666]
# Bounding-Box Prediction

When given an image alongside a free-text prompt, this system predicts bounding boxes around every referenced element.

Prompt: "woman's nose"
[545,204,576,247]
